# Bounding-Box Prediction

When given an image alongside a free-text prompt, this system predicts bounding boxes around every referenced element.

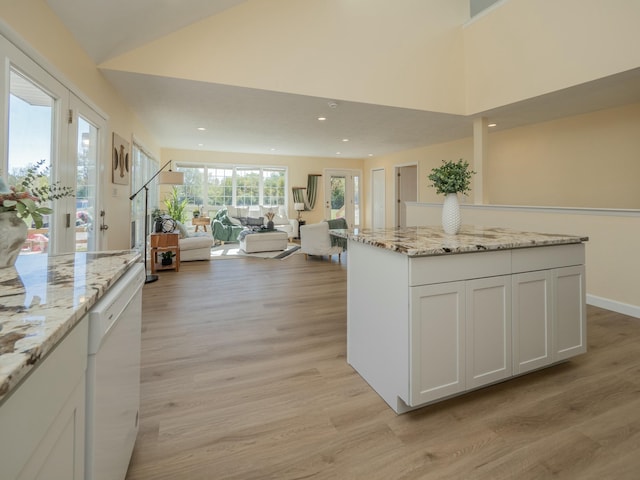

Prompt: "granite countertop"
[0,251,141,403]
[331,225,588,257]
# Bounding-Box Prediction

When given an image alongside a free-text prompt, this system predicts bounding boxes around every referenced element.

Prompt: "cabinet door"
[410,282,465,406]
[512,270,553,374]
[553,265,586,360]
[466,276,512,389]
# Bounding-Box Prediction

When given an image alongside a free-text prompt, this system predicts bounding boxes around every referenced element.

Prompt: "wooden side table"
[192,216,211,232]
[150,233,180,273]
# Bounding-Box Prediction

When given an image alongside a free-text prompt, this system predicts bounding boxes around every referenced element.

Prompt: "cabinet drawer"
[512,244,584,273]
[409,250,511,286]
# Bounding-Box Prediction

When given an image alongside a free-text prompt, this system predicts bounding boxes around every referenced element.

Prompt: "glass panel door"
[329,174,346,220]
[324,169,361,227]
[7,68,55,256]
[74,116,98,251]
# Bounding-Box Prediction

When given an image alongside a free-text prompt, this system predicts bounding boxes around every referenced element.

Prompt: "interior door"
[372,168,385,229]
[396,165,417,228]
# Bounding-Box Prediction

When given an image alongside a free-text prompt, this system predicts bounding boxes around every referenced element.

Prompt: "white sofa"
[225,205,299,240]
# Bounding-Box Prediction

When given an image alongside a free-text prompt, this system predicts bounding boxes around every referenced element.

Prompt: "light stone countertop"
[330,225,588,257]
[0,251,141,404]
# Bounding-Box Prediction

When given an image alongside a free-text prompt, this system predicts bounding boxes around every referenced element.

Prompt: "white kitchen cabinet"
[0,319,87,480]
[512,270,552,374]
[553,265,586,360]
[512,265,586,373]
[465,276,512,389]
[347,239,587,414]
[409,276,511,406]
[410,281,466,405]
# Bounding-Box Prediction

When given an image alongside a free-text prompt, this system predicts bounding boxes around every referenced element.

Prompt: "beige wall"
[100,0,468,114]
[0,0,160,250]
[486,102,640,208]
[464,0,640,113]
[363,138,474,228]
[161,148,364,225]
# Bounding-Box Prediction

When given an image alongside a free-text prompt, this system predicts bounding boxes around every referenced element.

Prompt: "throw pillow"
[175,221,189,239]
[245,216,264,226]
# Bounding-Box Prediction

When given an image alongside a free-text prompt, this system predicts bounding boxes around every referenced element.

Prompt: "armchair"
[300,222,344,262]
[211,208,244,243]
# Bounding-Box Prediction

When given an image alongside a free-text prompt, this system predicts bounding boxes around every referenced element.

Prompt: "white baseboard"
[587,294,640,319]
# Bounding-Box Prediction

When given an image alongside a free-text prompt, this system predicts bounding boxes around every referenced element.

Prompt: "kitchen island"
[0,251,141,479]
[340,226,588,414]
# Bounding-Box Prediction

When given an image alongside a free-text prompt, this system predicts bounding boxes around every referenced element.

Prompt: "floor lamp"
[129,160,184,284]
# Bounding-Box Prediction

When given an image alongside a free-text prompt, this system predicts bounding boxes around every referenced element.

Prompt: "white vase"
[441,193,461,235]
[0,211,28,268]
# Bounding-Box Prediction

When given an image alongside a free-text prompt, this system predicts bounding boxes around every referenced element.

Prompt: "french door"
[69,94,104,253]
[1,33,105,255]
[324,169,361,228]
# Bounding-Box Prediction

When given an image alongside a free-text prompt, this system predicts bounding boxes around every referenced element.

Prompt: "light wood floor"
[126,252,640,480]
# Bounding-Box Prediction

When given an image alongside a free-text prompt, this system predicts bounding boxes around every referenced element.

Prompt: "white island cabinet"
[343,226,587,414]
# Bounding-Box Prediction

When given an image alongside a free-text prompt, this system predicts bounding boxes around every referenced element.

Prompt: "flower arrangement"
[265,211,275,222]
[427,159,475,196]
[0,159,74,228]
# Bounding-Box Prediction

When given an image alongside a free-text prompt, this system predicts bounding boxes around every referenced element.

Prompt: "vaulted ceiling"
[46,0,640,159]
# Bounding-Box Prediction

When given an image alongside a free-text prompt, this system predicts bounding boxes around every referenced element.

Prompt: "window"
[262,168,285,206]
[235,168,260,206]
[207,167,232,207]
[176,164,287,213]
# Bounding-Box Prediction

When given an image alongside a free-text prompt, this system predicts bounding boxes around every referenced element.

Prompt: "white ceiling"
[47,0,640,159]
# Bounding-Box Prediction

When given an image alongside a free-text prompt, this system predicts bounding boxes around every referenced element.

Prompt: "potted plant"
[0,160,74,267]
[163,186,187,223]
[161,251,175,266]
[427,159,475,234]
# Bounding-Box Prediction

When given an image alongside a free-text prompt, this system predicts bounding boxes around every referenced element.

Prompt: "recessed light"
[270,148,276,152]
[336,152,341,155]
[317,117,327,121]
[197,127,206,131]
[342,138,349,142]
[368,153,374,157]
[488,123,497,127]
[197,143,204,147]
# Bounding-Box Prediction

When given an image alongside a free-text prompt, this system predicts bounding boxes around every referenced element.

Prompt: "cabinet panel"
[410,282,465,406]
[512,244,585,273]
[554,265,586,360]
[409,251,510,286]
[512,271,553,374]
[466,276,512,389]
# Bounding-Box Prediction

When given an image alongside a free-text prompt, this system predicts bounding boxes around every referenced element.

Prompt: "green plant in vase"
[427,159,475,235]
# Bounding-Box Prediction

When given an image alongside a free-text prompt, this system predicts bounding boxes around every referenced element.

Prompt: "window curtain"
[292,174,321,210]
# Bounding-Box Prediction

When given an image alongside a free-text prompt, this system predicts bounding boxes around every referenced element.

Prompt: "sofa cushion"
[180,235,214,250]
[174,220,189,239]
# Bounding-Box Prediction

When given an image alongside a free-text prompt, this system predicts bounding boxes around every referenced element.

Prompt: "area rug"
[210,243,301,260]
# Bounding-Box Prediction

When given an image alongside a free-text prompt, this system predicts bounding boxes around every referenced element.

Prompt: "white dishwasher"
[86,262,145,480]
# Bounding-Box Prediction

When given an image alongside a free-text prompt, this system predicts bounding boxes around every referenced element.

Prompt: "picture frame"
[112,132,130,185]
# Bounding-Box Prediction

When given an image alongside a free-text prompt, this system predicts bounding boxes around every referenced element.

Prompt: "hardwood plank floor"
[126,252,640,480]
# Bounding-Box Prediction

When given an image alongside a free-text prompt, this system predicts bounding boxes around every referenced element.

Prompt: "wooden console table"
[150,233,180,273]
